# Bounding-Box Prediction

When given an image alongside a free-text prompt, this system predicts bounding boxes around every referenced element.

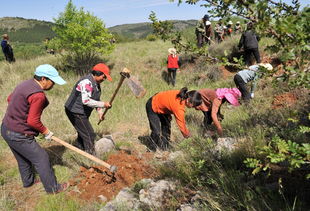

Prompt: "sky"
[1,0,309,27]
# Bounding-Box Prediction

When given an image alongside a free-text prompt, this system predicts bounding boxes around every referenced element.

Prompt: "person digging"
[1,64,68,194]
[234,63,273,102]
[145,87,202,151]
[65,63,112,155]
[196,88,241,137]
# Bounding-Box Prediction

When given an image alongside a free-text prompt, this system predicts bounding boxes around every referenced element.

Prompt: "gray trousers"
[1,124,59,193]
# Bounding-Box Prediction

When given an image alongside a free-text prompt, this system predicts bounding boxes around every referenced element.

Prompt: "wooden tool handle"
[51,136,111,169]
[97,70,126,125]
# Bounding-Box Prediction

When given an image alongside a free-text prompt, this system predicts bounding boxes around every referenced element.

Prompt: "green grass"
[0,38,308,210]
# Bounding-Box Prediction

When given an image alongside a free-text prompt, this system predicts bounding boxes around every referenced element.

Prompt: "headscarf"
[216,88,241,106]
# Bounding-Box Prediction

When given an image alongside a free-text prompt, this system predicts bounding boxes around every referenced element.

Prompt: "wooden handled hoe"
[51,136,118,173]
[97,67,146,125]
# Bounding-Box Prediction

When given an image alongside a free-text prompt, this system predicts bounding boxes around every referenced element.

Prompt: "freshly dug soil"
[272,92,297,109]
[68,150,157,201]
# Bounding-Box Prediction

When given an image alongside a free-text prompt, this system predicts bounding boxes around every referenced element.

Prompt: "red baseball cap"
[92,63,112,81]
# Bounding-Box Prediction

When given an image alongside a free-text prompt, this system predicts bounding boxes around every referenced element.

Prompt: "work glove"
[44,131,54,141]
[250,93,254,98]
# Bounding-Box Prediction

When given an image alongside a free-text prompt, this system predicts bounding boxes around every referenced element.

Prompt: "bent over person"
[196,88,241,136]
[1,64,67,194]
[65,63,112,155]
[145,87,202,151]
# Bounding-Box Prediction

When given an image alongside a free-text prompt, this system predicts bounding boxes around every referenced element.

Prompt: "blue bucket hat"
[34,64,66,85]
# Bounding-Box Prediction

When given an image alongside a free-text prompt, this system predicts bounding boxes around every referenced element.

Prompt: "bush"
[146,34,157,41]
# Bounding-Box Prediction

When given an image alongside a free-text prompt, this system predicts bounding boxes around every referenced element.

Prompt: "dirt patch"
[68,150,157,201]
[272,92,297,109]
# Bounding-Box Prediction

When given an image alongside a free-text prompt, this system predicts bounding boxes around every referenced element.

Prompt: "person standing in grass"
[65,63,112,155]
[196,88,241,136]
[1,34,15,62]
[234,63,273,101]
[1,64,68,194]
[195,14,210,48]
[238,22,260,66]
[167,48,180,87]
[145,87,202,150]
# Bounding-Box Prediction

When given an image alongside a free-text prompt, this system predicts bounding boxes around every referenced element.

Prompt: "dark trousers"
[1,124,59,193]
[167,68,177,86]
[234,74,250,101]
[146,97,171,150]
[244,48,260,66]
[65,108,96,154]
[196,32,205,48]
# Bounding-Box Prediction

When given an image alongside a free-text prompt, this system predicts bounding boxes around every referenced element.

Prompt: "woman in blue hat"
[1,64,68,194]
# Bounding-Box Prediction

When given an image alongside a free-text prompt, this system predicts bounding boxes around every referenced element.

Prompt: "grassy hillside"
[0,17,55,43]
[0,38,309,210]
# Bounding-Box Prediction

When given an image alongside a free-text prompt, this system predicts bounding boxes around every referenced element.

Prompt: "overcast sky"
[1,0,309,27]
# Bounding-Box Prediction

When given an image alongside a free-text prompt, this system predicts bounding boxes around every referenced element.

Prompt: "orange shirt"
[152,90,189,137]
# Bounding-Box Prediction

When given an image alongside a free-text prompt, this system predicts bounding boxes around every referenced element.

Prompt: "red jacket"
[167,54,179,69]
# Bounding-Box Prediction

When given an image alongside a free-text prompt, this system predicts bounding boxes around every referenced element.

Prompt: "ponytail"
[177,87,188,100]
[177,87,202,107]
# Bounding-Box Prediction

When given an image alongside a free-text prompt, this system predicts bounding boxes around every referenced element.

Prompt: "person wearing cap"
[167,48,180,86]
[234,63,273,101]
[1,64,68,194]
[65,63,112,154]
[195,14,210,48]
[238,21,261,66]
[234,21,242,34]
[195,88,241,136]
[1,34,15,62]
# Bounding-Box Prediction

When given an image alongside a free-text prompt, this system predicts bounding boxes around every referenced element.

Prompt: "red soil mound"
[68,150,157,201]
[272,92,297,109]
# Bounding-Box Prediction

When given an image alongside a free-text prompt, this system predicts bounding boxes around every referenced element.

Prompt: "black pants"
[244,48,260,66]
[1,124,59,193]
[234,74,250,101]
[65,108,96,154]
[146,97,171,150]
[196,32,205,48]
[167,68,177,86]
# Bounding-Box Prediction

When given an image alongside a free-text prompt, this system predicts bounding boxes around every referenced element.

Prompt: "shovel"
[51,136,117,173]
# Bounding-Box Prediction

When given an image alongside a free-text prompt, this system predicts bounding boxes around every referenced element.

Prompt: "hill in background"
[0,17,55,43]
[0,17,197,43]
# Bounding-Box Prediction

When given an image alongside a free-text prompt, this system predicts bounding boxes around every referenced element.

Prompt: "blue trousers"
[1,124,59,193]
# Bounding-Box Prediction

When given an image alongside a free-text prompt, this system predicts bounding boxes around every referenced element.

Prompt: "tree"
[172,0,310,88]
[51,0,114,74]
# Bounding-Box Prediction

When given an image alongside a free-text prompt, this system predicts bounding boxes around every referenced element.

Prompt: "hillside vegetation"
[0,37,309,210]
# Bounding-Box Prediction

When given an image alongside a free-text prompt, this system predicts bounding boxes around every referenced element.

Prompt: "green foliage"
[173,0,310,88]
[146,34,157,41]
[245,134,310,177]
[35,194,80,211]
[51,0,114,74]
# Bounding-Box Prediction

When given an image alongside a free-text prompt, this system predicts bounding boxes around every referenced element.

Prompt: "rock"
[177,204,198,211]
[211,137,244,158]
[139,180,176,208]
[98,195,107,202]
[100,188,141,211]
[95,136,115,156]
[168,151,184,161]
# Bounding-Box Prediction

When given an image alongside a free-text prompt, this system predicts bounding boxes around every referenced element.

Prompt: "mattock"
[97,67,146,125]
[51,136,117,173]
